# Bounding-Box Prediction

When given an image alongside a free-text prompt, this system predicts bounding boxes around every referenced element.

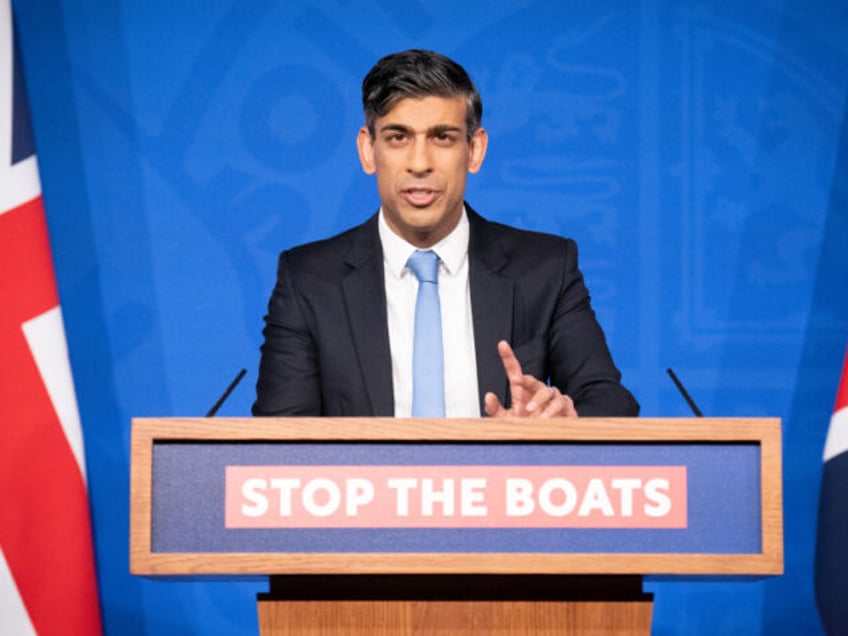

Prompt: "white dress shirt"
[378,208,481,417]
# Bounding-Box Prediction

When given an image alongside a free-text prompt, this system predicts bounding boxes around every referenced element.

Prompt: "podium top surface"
[132,415,779,441]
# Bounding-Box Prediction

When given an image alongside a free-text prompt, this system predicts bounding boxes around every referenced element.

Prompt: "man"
[253,49,638,419]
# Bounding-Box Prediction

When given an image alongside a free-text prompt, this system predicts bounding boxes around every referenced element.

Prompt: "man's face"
[357,95,488,248]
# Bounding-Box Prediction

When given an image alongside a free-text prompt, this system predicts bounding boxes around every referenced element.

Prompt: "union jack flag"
[0,2,102,633]
[816,348,848,635]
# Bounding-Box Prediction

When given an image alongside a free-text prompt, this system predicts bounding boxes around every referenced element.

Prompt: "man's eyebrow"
[377,123,464,135]
[378,123,413,134]
[429,124,463,135]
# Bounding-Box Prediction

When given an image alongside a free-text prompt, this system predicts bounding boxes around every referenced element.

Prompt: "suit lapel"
[467,209,514,414]
[341,215,394,416]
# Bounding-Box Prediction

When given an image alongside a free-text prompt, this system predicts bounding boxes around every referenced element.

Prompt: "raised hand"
[483,340,578,418]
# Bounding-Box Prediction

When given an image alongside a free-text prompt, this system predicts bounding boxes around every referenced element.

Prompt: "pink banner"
[225,465,687,529]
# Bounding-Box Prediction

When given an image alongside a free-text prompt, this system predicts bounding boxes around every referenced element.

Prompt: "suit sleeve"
[547,239,639,417]
[252,251,323,416]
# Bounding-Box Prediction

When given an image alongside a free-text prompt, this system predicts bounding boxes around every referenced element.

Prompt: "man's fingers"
[496,340,528,413]
[497,340,524,382]
[491,342,579,418]
[540,389,578,418]
[523,383,580,418]
[563,394,578,417]
[525,382,555,414]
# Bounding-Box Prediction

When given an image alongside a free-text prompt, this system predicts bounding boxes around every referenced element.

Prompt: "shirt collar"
[378,207,469,278]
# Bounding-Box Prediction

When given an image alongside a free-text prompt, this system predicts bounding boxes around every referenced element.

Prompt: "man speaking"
[253,49,638,419]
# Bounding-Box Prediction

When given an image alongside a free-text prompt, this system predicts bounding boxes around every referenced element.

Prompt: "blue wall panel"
[12,0,848,633]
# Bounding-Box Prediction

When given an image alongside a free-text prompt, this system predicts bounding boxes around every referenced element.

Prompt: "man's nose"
[406,137,432,175]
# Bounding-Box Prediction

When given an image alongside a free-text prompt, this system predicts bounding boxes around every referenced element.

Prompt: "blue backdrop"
[12,0,848,634]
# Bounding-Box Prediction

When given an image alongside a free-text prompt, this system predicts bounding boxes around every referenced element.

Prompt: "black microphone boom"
[666,368,703,417]
[206,368,247,417]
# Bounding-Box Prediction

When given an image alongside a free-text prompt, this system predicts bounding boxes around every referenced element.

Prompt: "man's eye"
[385,133,407,144]
[432,133,456,145]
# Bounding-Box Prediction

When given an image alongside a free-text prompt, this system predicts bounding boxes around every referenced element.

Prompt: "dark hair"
[362,49,483,139]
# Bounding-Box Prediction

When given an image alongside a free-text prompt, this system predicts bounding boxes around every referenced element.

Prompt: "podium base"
[257,575,653,635]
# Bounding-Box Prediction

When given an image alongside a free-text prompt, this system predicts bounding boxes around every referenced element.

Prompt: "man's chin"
[397,205,442,227]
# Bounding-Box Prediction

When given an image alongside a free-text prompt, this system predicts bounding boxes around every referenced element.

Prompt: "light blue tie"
[407,250,445,417]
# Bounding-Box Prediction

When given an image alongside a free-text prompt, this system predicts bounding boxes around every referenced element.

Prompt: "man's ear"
[467,127,488,174]
[357,127,376,175]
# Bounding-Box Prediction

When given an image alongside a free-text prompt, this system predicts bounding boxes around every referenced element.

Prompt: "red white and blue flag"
[0,2,102,633]
[816,347,848,634]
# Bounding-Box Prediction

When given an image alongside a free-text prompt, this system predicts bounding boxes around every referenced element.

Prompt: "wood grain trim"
[131,551,782,576]
[131,416,779,442]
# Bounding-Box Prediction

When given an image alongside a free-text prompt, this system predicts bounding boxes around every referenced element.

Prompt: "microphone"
[666,368,703,417]
[206,368,247,417]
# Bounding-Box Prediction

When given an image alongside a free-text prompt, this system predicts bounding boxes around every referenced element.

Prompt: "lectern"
[130,417,782,635]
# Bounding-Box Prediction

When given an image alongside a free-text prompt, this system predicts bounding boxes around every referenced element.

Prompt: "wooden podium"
[130,417,783,635]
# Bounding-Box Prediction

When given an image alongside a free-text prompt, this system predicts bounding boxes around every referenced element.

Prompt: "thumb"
[484,392,507,417]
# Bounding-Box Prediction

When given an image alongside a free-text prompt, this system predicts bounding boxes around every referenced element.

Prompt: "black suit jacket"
[253,207,638,417]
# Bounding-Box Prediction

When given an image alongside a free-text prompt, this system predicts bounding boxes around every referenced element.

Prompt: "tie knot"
[407,250,439,284]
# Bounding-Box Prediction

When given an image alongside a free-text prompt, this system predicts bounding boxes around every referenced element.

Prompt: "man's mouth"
[401,188,438,207]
